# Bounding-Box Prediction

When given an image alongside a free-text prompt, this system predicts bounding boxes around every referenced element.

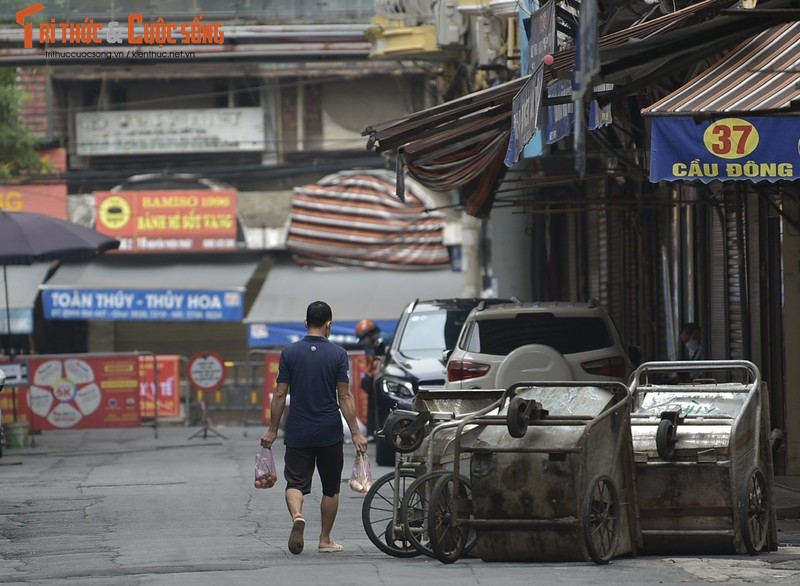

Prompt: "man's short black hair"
[306,301,332,328]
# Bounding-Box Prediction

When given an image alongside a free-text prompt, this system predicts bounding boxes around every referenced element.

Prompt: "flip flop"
[318,541,344,553]
[288,517,305,554]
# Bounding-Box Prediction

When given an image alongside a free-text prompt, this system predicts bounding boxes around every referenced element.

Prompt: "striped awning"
[286,170,451,270]
[642,22,800,115]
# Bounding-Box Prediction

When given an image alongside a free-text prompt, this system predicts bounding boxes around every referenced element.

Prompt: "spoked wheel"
[740,466,770,555]
[362,470,420,558]
[427,472,474,564]
[582,474,620,564]
[388,415,426,454]
[400,470,448,557]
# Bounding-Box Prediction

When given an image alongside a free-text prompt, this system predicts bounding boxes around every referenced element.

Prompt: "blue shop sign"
[650,116,800,183]
[0,308,34,335]
[42,288,244,321]
[248,319,397,348]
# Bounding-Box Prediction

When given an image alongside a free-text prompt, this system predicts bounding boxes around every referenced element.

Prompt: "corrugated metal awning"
[43,256,258,291]
[362,0,787,217]
[642,21,800,115]
[243,263,466,346]
[39,255,260,322]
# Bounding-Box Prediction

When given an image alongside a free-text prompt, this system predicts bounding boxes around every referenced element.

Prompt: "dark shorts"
[284,441,344,497]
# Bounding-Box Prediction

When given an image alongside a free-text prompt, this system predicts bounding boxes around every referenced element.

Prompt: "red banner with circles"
[24,355,141,430]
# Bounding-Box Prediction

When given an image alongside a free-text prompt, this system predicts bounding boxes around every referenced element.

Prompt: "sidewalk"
[775,475,800,546]
[3,424,800,546]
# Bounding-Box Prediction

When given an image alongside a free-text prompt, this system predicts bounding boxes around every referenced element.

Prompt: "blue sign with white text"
[649,116,800,183]
[248,320,397,348]
[42,288,244,321]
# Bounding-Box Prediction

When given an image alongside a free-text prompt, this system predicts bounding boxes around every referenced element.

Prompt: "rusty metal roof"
[361,1,796,217]
[550,0,728,80]
[642,21,800,115]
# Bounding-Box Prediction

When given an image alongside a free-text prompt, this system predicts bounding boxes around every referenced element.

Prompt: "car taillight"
[581,356,626,378]
[447,360,490,382]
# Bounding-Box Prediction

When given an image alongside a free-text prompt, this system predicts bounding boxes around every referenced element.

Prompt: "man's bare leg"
[286,488,305,554]
[319,493,339,548]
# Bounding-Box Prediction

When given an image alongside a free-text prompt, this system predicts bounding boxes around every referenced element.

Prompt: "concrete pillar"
[461,213,482,297]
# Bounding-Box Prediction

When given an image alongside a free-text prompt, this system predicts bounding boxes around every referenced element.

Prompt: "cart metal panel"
[428,381,640,564]
[629,360,776,555]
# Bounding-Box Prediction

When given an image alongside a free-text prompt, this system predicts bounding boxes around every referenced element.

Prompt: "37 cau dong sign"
[42,288,244,322]
[650,116,800,183]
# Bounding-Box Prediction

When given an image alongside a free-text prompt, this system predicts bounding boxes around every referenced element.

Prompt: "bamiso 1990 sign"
[94,189,238,253]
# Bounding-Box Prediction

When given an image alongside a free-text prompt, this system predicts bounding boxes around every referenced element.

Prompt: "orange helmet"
[355,319,378,339]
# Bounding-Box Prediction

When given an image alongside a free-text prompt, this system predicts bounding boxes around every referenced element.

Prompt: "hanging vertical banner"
[572,0,599,175]
[138,355,182,418]
[505,74,545,167]
[505,1,555,166]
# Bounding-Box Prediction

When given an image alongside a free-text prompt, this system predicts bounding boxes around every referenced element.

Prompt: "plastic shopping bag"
[349,451,373,494]
[254,447,278,489]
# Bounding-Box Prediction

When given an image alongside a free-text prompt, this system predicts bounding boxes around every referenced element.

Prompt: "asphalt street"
[1,424,799,586]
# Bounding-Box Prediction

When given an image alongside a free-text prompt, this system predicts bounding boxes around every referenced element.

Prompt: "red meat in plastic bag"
[254,447,278,489]
[349,452,372,494]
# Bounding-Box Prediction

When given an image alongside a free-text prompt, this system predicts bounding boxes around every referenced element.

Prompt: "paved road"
[1,425,799,585]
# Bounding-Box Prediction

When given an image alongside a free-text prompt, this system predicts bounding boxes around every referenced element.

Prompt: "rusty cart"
[425,381,641,564]
[628,360,777,555]
[361,389,503,558]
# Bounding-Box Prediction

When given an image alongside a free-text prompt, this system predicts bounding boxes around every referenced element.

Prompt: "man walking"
[261,301,368,555]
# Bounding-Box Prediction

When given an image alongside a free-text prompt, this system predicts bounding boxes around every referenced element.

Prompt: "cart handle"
[629,360,760,394]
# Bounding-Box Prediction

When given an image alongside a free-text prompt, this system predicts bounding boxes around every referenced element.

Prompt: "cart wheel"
[656,418,677,460]
[361,470,421,558]
[400,470,448,557]
[427,472,473,564]
[506,395,528,438]
[739,466,770,555]
[388,415,425,454]
[582,474,620,564]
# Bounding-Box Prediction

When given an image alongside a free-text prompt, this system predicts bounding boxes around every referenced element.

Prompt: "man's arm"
[338,381,368,453]
[261,381,288,449]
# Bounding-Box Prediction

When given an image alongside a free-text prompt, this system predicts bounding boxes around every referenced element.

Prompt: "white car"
[444,300,635,389]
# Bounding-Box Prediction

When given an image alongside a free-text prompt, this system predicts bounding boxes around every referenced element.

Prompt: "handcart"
[629,360,777,555]
[361,389,503,558]
[426,381,641,564]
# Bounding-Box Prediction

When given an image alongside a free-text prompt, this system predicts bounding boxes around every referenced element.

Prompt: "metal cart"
[629,360,777,555]
[361,389,503,558]
[426,381,640,564]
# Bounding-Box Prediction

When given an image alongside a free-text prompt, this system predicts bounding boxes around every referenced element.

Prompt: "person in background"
[355,319,386,441]
[679,322,704,381]
[261,301,368,555]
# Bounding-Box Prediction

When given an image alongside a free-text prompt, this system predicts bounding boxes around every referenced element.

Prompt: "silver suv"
[444,300,634,389]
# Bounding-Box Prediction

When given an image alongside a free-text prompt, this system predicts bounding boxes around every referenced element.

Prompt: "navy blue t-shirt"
[277,335,350,448]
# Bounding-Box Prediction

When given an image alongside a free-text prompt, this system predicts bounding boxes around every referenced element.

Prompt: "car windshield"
[465,314,613,356]
[397,309,470,359]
